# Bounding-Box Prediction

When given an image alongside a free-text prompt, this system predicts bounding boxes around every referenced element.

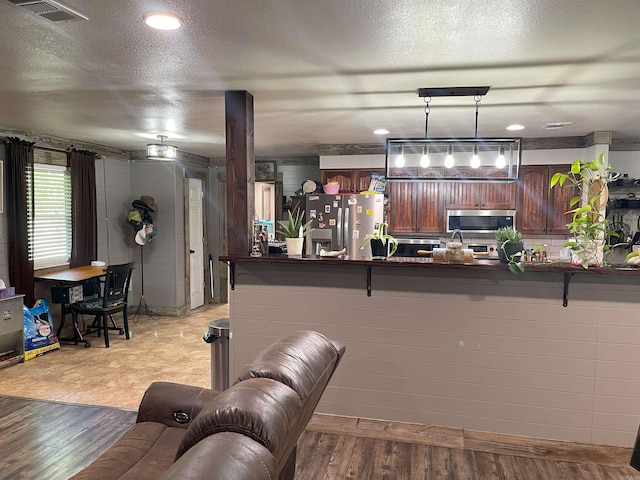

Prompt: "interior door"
[188,178,205,309]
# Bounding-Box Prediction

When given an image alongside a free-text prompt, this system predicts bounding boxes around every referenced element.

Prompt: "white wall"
[609,151,640,178]
[129,160,186,315]
[230,262,640,448]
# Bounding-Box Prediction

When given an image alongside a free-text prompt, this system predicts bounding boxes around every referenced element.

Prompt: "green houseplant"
[495,227,525,273]
[276,207,314,257]
[495,227,524,270]
[358,222,398,259]
[550,153,611,268]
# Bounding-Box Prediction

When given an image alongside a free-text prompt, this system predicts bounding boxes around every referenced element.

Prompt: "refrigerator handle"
[337,207,343,249]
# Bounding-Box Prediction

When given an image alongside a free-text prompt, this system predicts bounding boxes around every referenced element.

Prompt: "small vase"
[497,241,524,264]
[285,237,304,257]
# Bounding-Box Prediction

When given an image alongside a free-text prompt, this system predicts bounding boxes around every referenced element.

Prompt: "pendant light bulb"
[444,145,454,168]
[496,145,506,169]
[395,147,405,168]
[420,146,430,168]
[470,145,480,169]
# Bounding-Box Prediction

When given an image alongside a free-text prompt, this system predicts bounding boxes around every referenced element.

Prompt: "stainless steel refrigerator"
[292,193,385,259]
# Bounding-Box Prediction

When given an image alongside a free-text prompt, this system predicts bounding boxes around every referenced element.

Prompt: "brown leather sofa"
[70,330,345,480]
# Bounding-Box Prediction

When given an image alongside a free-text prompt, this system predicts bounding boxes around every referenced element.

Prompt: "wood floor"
[0,395,136,480]
[1,395,638,480]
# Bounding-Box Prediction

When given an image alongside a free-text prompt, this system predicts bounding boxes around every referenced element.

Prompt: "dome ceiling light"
[146,135,178,160]
[385,86,522,182]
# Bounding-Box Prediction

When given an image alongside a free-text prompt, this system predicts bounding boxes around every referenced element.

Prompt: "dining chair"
[70,262,134,348]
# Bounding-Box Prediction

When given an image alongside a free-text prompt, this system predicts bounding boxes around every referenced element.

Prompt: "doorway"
[188,178,204,309]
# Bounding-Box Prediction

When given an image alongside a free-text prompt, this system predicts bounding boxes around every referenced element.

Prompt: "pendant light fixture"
[146,135,178,160]
[384,87,521,182]
[496,145,506,169]
[420,146,430,168]
[444,145,454,168]
[395,146,405,167]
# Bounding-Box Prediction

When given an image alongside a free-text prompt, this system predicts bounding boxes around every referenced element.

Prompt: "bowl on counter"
[323,183,340,194]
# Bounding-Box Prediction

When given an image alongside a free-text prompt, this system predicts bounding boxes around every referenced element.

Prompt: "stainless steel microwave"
[446,209,515,233]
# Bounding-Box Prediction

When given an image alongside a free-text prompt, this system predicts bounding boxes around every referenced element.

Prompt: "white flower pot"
[285,237,304,257]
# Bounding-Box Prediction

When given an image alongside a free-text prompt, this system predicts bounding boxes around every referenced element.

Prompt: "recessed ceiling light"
[543,122,572,130]
[506,124,525,131]
[144,12,182,30]
[373,129,389,135]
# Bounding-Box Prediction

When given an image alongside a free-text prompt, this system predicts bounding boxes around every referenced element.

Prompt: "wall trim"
[317,132,635,156]
[308,413,633,468]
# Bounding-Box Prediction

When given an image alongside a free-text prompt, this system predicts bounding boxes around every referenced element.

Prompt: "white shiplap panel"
[229,262,640,446]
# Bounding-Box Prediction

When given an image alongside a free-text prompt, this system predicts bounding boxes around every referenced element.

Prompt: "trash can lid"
[208,318,230,337]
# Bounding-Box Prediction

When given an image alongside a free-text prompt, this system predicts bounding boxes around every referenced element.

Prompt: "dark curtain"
[5,138,35,306]
[69,149,97,268]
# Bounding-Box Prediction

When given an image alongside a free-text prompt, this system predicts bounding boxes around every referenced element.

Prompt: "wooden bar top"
[219,254,640,276]
[34,265,107,282]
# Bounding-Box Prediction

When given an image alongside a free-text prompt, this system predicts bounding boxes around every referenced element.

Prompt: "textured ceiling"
[0,0,639,158]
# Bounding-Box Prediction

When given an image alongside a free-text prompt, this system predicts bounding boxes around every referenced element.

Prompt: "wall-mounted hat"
[135,227,147,245]
[139,195,158,212]
[132,200,152,212]
[302,180,317,194]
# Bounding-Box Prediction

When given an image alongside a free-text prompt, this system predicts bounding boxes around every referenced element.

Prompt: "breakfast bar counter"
[221,254,640,452]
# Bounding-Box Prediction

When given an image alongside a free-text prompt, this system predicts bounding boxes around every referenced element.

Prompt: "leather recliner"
[70,330,345,480]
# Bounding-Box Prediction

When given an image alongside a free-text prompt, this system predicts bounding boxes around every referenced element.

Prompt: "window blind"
[27,164,72,269]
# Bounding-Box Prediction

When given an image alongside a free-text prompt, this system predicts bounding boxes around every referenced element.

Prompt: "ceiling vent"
[6,0,88,22]
[543,122,572,130]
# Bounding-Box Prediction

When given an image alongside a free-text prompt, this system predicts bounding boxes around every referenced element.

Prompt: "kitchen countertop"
[220,254,640,276]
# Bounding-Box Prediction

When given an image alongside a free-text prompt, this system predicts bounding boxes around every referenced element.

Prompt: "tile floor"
[0,303,229,410]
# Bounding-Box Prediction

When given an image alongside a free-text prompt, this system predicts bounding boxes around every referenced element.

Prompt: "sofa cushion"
[164,432,278,480]
[236,330,343,401]
[70,422,186,480]
[175,377,301,461]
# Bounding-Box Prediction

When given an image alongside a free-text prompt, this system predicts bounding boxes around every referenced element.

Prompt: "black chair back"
[102,262,134,308]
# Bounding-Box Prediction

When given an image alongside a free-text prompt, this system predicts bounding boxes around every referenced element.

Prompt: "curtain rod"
[34,144,102,159]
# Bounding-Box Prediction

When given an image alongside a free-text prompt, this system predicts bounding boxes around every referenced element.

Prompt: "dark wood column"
[225,90,255,256]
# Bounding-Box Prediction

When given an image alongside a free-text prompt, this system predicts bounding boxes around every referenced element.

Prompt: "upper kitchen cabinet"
[388,177,444,234]
[445,167,516,209]
[321,169,384,193]
[517,165,573,234]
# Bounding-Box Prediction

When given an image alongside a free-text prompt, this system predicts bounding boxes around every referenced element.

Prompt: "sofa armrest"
[163,432,278,480]
[136,381,219,429]
[175,377,301,461]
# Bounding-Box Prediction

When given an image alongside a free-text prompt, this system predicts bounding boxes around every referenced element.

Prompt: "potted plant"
[550,153,612,268]
[358,222,398,259]
[496,227,524,271]
[276,207,314,257]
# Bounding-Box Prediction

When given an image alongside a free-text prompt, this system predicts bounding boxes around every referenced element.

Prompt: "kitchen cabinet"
[321,169,384,193]
[517,165,573,234]
[388,176,444,233]
[445,168,516,209]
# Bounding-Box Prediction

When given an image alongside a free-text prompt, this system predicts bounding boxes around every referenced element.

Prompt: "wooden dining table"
[34,265,107,282]
[34,265,108,346]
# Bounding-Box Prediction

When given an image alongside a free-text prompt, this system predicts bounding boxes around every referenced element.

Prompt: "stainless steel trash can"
[203,318,231,391]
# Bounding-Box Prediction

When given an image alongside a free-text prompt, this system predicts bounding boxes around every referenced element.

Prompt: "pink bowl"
[323,183,340,194]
